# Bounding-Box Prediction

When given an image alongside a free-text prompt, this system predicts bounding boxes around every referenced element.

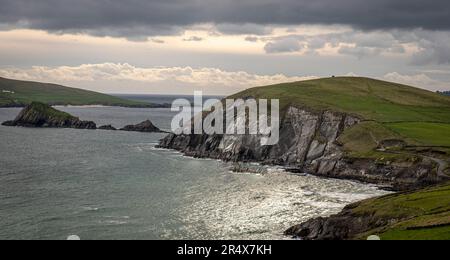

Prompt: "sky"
[0,0,450,95]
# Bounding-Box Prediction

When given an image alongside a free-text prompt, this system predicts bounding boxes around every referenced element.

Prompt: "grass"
[338,122,400,154]
[0,77,153,107]
[232,77,450,160]
[385,122,450,147]
[232,77,450,123]
[26,102,75,120]
[231,77,450,240]
[352,183,450,240]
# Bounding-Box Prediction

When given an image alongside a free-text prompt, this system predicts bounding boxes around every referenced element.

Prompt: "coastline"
[157,142,392,238]
[158,141,449,240]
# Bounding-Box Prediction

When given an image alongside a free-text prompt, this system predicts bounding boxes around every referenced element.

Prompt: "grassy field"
[0,77,153,107]
[386,122,450,147]
[233,77,450,123]
[353,183,450,240]
[233,77,450,158]
[234,77,450,240]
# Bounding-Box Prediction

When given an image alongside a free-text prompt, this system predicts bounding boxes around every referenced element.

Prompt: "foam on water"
[0,105,390,240]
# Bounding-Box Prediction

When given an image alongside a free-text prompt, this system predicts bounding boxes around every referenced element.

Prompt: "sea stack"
[1,102,96,129]
[120,120,163,133]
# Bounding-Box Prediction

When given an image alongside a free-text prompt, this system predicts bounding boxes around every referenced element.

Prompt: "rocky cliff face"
[1,102,96,129]
[284,201,390,240]
[159,106,441,191]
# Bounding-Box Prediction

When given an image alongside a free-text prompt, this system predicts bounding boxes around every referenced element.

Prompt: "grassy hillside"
[0,77,154,107]
[235,77,450,240]
[233,77,450,159]
[233,77,450,122]
[353,183,450,240]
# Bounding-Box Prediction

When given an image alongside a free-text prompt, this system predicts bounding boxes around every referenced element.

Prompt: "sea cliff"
[159,106,442,191]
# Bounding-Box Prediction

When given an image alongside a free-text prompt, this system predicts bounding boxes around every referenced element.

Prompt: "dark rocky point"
[159,106,443,191]
[121,120,163,133]
[1,102,96,129]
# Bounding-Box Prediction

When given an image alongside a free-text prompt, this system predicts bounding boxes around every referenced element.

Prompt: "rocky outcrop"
[121,120,163,133]
[1,102,96,129]
[159,106,442,191]
[98,125,117,131]
[284,183,450,240]
[284,201,387,240]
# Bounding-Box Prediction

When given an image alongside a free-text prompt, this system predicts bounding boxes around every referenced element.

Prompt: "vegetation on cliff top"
[233,77,450,122]
[232,77,450,160]
[0,77,158,108]
[237,77,450,240]
[354,183,450,240]
[24,102,76,120]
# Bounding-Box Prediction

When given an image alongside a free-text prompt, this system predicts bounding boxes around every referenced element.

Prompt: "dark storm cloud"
[0,0,449,37]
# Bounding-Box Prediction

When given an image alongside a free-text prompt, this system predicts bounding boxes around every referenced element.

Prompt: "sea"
[0,95,389,240]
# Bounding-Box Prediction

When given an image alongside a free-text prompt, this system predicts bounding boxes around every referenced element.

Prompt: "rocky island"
[159,77,450,240]
[121,120,164,133]
[2,102,164,133]
[2,102,97,129]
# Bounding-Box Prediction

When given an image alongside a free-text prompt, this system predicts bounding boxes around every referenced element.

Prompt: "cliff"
[159,77,450,240]
[285,183,450,240]
[1,102,96,129]
[159,106,443,191]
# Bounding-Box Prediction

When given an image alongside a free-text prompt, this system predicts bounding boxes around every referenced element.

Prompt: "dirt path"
[423,155,449,179]
[379,149,449,179]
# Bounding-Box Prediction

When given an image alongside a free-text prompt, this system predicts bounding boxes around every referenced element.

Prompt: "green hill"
[232,77,450,159]
[0,77,158,108]
[235,77,450,240]
[232,77,450,122]
[357,182,450,240]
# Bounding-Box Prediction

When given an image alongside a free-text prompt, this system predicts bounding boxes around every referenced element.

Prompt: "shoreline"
[157,144,392,239]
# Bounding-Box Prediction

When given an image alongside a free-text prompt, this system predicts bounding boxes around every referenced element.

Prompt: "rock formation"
[121,120,163,133]
[1,102,96,129]
[159,106,442,191]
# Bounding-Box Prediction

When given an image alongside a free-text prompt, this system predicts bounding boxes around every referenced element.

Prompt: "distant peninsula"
[0,77,170,108]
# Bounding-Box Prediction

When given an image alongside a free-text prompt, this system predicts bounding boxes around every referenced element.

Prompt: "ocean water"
[0,102,389,240]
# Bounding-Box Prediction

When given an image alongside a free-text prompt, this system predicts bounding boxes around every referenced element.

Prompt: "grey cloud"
[183,36,203,41]
[0,0,449,38]
[410,31,450,65]
[263,31,408,56]
[264,37,304,53]
[214,23,273,35]
[150,38,165,44]
[245,36,259,42]
[338,46,383,58]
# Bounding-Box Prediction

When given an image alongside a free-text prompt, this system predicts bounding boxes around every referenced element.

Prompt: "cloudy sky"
[0,0,449,94]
